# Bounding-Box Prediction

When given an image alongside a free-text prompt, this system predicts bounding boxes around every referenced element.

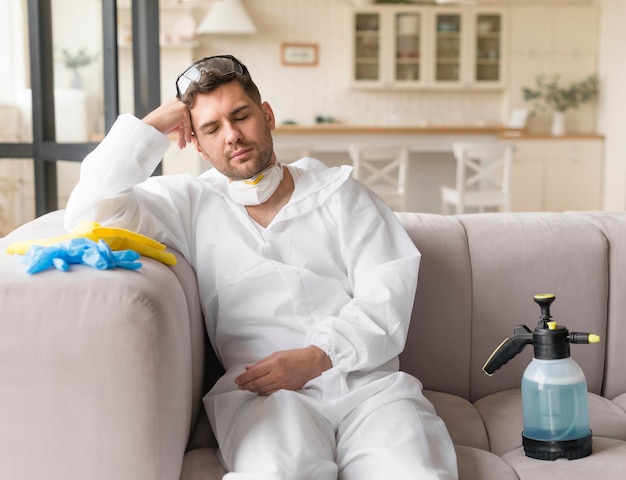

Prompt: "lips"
[230,148,253,162]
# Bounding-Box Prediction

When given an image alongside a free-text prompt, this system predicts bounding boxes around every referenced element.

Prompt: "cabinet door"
[429,8,505,89]
[511,154,544,212]
[472,12,505,86]
[353,12,383,85]
[510,139,603,212]
[393,11,425,85]
[433,11,463,85]
[544,142,603,211]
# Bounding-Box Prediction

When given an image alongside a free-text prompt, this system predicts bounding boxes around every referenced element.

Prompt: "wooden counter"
[274,124,524,136]
[273,124,526,153]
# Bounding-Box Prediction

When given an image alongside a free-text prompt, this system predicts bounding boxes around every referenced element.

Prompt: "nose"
[224,121,243,145]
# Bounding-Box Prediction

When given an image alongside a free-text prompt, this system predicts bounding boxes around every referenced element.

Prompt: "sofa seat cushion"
[502,436,626,480]
[473,389,524,456]
[180,448,226,480]
[455,445,518,480]
[474,389,626,456]
[611,392,626,413]
[424,390,490,451]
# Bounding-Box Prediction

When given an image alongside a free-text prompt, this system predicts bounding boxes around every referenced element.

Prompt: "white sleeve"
[64,114,193,257]
[308,182,421,373]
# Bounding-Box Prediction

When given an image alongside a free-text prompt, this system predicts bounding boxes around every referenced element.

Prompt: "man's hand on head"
[143,98,193,149]
[235,345,332,396]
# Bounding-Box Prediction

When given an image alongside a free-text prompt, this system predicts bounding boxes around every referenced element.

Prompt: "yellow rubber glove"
[6,221,177,266]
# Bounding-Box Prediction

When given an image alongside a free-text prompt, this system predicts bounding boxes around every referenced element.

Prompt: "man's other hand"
[235,346,332,396]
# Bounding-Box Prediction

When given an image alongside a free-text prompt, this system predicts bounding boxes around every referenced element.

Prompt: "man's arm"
[308,182,421,374]
[64,100,196,255]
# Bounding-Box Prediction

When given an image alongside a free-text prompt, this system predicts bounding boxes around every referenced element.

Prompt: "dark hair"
[180,56,262,108]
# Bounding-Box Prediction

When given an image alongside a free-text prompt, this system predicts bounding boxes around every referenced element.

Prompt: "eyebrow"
[197,104,252,132]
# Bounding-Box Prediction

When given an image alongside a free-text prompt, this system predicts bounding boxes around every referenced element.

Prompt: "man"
[65,55,457,479]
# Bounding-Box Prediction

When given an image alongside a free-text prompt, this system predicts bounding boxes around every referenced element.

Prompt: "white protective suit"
[65,114,457,480]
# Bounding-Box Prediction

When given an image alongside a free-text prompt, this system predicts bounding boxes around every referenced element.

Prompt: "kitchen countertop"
[274,124,526,135]
[275,124,604,140]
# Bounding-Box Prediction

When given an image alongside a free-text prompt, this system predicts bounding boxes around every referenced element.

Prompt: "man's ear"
[262,101,276,131]
[192,135,209,161]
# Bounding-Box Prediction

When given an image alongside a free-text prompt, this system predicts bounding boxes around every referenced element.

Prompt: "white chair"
[348,144,409,211]
[273,145,312,164]
[441,142,515,215]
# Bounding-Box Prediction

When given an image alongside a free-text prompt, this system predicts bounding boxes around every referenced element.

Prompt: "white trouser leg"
[209,389,338,480]
[336,381,458,480]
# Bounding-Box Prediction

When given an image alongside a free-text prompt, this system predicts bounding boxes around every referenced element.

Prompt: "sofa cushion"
[587,392,626,441]
[570,212,626,399]
[474,389,524,456]
[455,445,518,480]
[397,213,473,399]
[502,436,626,480]
[424,390,489,451]
[474,389,626,457]
[611,392,626,414]
[180,448,226,480]
[458,213,609,401]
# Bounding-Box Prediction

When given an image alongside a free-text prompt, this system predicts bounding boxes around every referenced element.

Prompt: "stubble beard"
[217,125,274,181]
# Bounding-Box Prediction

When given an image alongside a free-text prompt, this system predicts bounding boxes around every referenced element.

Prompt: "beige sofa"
[1,209,626,480]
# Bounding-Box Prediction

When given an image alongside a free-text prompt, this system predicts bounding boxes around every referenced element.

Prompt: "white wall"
[191,0,504,127]
[596,0,626,210]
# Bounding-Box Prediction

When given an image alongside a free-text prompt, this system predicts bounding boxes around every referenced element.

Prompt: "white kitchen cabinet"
[352,7,427,88]
[510,137,603,212]
[351,6,506,90]
[430,7,506,89]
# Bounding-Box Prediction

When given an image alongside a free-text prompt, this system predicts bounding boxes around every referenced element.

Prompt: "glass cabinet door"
[435,13,461,82]
[394,13,421,82]
[354,13,381,81]
[474,14,502,82]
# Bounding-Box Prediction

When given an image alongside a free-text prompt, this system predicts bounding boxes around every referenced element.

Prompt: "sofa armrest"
[0,212,205,480]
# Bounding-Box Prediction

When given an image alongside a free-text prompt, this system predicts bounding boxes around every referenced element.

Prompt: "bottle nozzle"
[570,332,601,344]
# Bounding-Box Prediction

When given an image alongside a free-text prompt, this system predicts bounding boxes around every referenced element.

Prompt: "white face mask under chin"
[227,161,284,206]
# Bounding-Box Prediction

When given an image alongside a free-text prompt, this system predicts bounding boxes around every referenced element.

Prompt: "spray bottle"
[483,293,600,460]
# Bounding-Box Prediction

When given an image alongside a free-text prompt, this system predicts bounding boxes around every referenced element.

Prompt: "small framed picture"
[281,43,318,66]
[508,108,529,128]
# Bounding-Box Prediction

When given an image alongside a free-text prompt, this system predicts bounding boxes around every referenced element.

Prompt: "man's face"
[190,81,276,181]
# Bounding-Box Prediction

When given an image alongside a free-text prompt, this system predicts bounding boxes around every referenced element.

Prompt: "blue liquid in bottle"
[522,358,591,441]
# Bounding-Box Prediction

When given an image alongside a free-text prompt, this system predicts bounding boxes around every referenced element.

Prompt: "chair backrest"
[452,142,514,198]
[348,144,410,211]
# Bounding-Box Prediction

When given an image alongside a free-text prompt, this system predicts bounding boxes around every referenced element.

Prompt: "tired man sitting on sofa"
[64,54,457,480]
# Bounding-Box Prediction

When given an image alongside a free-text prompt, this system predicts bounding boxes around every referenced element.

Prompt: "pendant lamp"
[196,0,257,35]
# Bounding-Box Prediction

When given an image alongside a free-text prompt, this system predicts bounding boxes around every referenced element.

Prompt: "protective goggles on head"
[175,54,248,99]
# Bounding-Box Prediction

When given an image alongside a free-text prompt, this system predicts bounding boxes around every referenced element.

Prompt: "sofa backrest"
[397,212,626,403]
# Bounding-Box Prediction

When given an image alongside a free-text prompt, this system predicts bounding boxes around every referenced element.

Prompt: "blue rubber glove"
[20,238,142,274]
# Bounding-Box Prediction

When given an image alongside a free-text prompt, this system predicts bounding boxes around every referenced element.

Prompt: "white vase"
[69,68,81,89]
[551,111,566,136]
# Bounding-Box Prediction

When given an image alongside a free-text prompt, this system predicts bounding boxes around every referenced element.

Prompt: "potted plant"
[60,48,98,89]
[522,74,599,136]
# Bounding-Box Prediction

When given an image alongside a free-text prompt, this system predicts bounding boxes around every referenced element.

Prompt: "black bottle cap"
[533,323,571,360]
